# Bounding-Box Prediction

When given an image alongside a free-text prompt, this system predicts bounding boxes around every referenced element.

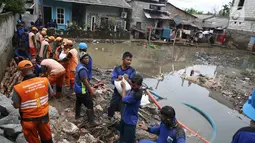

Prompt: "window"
[238,0,245,10]
[149,5,160,10]
[56,8,65,24]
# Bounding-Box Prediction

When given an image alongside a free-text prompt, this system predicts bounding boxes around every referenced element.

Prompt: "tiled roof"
[57,0,131,9]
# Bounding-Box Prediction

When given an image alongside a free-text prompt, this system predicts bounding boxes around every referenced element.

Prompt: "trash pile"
[0,59,23,96]
[48,68,163,143]
[193,52,255,111]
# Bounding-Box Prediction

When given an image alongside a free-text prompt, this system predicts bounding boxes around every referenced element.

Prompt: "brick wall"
[0,12,15,80]
[228,0,255,32]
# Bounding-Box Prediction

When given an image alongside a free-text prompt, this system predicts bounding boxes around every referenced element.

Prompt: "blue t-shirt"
[14,49,29,59]
[111,66,136,95]
[85,56,93,80]
[148,122,186,143]
[232,127,255,143]
[74,63,89,95]
[122,89,142,125]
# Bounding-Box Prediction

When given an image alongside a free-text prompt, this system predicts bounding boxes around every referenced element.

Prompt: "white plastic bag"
[141,94,150,106]
[59,51,67,60]
[114,78,131,95]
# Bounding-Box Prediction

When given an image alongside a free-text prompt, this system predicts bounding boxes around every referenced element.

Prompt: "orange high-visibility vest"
[14,77,49,119]
[54,46,62,60]
[68,48,78,72]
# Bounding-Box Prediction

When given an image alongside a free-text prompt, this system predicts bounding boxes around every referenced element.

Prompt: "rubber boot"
[55,92,62,98]
[87,109,100,127]
[75,107,81,120]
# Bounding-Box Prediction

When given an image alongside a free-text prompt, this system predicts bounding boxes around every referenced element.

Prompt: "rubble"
[0,124,22,141]
[0,135,13,143]
[193,52,255,111]
[61,120,79,134]
[15,133,26,143]
[0,59,23,96]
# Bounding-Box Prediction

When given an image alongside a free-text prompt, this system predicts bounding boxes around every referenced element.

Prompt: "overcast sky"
[168,0,232,13]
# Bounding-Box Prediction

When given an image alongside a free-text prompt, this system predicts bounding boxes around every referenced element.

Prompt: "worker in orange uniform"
[54,37,63,60]
[58,40,78,89]
[11,60,53,143]
[40,59,66,98]
[29,27,37,58]
[39,36,55,59]
[35,27,43,50]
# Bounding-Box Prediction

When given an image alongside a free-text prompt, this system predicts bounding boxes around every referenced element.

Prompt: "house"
[165,3,201,30]
[194,14,229,32]
[127,0,169,31]
[39,0,131,30]
[228,0,255,32]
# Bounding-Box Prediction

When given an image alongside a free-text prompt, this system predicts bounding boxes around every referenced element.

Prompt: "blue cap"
[243,89,255,121]
[78,42,87,50]
[17,20,22,23]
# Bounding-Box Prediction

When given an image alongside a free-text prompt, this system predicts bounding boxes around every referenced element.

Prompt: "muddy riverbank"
[83,43,253,142]
[86,43,255,111]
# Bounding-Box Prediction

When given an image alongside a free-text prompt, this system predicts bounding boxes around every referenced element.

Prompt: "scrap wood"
[138,112,147,122]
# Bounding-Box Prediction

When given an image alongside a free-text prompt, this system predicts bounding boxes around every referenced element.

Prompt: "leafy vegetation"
[184,8,203,14]
[1,0,25,14]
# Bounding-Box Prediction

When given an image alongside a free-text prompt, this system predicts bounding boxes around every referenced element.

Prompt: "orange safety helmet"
[32,27,38,31]
[18,60,33,70]
[67,40,73,46]
[48,36,55,41]
[41,30,47,36]
[56,37,62,42]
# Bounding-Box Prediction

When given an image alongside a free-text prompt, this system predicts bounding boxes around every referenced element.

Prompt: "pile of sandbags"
[0,59,23,97]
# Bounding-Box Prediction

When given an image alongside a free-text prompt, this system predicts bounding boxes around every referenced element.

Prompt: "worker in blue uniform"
[138,106,186,143]
[119,74,143,143]
[108,52,136,118]
[14,47,30,64]
[232,89,255,143]
[78,42,93,80]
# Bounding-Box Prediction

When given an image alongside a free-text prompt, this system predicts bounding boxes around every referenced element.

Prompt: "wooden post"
[149,28,152,44]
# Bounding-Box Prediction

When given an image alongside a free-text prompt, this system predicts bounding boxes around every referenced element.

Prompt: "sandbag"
[141,94,150,106]
[114,78,131,94]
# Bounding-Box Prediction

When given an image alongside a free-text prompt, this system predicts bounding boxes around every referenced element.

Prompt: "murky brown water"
[76,43,252,143]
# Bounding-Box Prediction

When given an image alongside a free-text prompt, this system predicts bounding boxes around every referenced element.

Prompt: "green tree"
[2,0,25,13]
[184,8,203,14]
[219,1,233,16]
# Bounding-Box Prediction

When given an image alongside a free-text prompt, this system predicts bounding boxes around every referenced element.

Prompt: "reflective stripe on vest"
[20,94,48,110]
[81,83,86,94]
[14,77,49,119]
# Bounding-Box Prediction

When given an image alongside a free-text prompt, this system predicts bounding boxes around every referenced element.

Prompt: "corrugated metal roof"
[193,14,214,20]
[143,9,171,20]
[56,0,131,9]
[203,17,229,29]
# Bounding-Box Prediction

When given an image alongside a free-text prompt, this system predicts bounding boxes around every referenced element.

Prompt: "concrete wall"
[0,12,16,80]
[227,29,255,49]
[228,0,255,32]
[128,1,155,30]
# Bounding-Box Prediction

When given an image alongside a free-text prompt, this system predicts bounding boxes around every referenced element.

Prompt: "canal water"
[82,43,251,142]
